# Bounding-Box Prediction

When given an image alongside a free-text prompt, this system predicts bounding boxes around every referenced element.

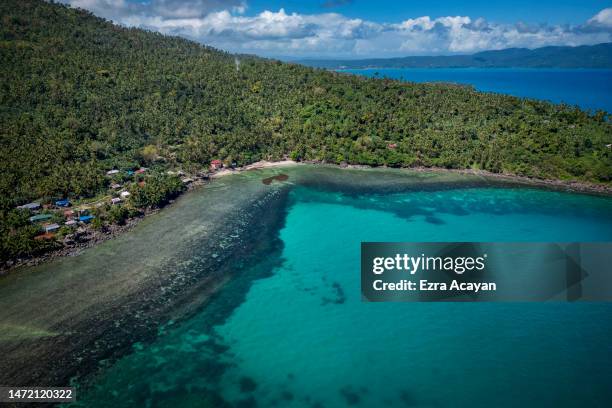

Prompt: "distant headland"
[298,43,612,69]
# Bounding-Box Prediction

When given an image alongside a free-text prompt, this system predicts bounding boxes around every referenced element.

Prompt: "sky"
[60,1,612,58]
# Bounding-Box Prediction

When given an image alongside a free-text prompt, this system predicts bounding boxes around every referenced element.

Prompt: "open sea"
[66,167,612,408]
[340,68,612,113]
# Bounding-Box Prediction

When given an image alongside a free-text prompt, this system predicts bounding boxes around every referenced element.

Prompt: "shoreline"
[398,165,612,196]
[213,159,612,196]
[1,160,610,275]
[210,159,299,178]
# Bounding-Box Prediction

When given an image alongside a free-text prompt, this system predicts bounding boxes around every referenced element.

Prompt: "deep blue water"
[341,68,612,113]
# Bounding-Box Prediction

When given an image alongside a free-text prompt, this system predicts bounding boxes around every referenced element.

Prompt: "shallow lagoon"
[62,166,612,407]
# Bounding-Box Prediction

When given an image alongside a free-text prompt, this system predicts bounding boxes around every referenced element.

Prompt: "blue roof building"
[56,199,70,207]
[79,215,95,223]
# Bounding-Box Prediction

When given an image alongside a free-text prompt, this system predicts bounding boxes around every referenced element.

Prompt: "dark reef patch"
[262,174,289,185]
[287,165,612,223]
[281,391,294,401]
[425,215,445,225]
[321,281,347,305]
[234,396,257,408]
[399,390,417,406]
[340,386,361,405]
[240,376,258,393]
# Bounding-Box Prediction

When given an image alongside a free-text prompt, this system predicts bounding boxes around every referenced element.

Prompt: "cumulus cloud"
[59,1,612,58]
[587,8,612,28]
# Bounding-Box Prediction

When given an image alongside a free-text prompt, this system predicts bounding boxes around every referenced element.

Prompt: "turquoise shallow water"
[72,182,612,407]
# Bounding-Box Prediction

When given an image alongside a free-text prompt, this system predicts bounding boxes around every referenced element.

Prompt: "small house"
[17,202,41,211]
[138,181,146,187]
[111,197,122,205]
[210,159,223,170]
[43,223,60,233]
[79,215,95,223]
[65,219,77,227]
[107,169,120,175]
[110,183,122,189]
[387,143,398,149]
[181,177,194,184]
[135,167,147,174]
[64,209,75,218]
[29,214,53,223]
[126,170,134,176]
[76,206,91,215]
[55,199,70,207]
[34,233,55,241]
[120,191,131,198]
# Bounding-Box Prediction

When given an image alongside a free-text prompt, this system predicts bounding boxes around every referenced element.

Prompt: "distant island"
[299,43,612,69]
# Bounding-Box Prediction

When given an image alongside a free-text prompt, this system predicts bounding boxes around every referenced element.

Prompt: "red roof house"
[210,160,223,170]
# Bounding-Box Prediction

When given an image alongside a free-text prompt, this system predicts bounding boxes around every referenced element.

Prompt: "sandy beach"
[211,160,299,178]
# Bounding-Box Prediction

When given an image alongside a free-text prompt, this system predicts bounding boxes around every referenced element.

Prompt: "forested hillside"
[1,0,611,263]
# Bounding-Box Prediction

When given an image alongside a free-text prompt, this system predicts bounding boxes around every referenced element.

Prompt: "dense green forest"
[1,0,611,264]
[300,43,612,69]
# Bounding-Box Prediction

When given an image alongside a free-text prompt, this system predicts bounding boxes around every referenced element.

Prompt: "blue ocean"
[341,68,612,113]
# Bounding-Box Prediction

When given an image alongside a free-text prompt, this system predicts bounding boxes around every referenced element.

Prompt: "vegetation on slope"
[1,0,611,264]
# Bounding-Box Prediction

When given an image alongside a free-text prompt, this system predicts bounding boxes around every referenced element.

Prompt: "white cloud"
[60,1,612,58]
[587,8,612,28]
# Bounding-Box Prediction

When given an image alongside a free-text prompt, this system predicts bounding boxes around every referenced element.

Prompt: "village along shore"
[2,159,610,276]
[0,160,297,275]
